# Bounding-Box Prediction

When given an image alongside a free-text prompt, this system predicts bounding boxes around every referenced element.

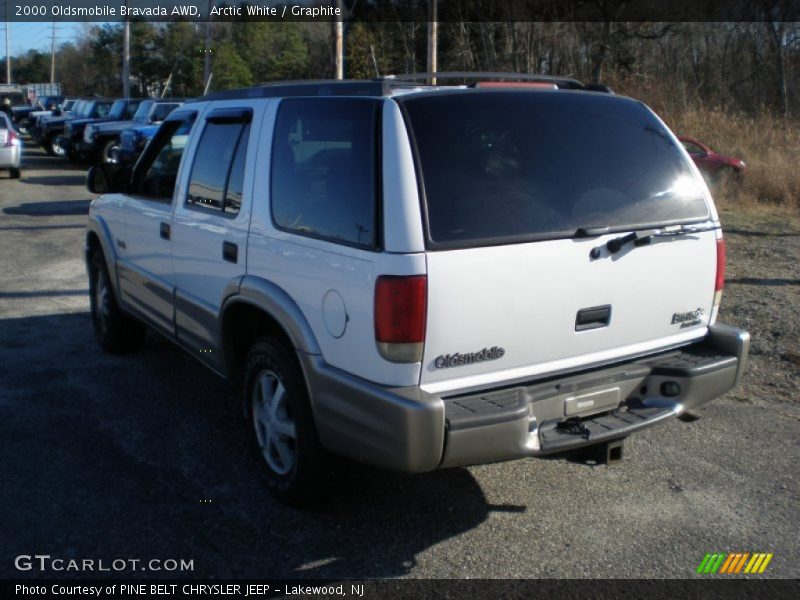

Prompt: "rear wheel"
[243,337,331,505]
[9,167,20,179]
[89,250,145,354]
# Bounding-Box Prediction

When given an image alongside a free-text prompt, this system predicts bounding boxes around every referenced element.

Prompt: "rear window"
[400,91,709,248]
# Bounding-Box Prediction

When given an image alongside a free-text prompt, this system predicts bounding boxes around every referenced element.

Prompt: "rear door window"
[400,91,709,249]
[270,98,380,249]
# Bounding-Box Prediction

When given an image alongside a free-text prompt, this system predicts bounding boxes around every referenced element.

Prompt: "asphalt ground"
[1,143,798,580]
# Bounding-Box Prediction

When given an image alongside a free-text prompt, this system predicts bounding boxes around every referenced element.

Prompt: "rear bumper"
[0,146,21,168]
[302,324,749,473]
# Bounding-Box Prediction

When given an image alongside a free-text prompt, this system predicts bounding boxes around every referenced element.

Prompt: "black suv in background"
[56,98,141,162]
[35,98,115,156]
[79,99,183,163]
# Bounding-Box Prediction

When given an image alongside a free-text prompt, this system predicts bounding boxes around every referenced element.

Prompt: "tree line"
[6,19,799,118]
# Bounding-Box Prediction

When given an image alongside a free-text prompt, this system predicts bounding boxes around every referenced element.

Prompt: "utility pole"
[50,22,57,84]
[427,0,437,84]
[5,19,10,84]
[122,16,130,97]
[203,0,212,90]
[334,0,343,79]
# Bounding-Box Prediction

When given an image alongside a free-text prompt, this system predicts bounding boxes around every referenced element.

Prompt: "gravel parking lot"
[1,144,798,579]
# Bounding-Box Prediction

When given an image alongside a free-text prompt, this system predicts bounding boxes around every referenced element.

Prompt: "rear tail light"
[5,129,17,147]
[374,275,427,363]
[714,236,726,308]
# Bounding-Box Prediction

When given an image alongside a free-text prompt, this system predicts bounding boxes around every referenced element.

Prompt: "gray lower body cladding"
[301,324,749,473]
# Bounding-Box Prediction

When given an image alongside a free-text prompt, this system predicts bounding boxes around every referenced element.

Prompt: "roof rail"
[383,72,613,93]
[200,79,424,101]
[384,71,584,88]
[196,74,612,102]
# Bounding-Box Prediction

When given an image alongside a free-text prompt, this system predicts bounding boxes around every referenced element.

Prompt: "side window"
[185,114,250,217]
[271,98,379,249]
[152,103,178,122]
[125,101,141,120]
[96,103,112,118]
[682,141,705,155]
[132,113,196,202]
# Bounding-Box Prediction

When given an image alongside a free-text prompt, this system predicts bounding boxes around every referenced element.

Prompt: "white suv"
[85,76,750,504]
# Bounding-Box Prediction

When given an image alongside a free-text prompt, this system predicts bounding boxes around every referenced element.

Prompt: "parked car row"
[18,96,185,165]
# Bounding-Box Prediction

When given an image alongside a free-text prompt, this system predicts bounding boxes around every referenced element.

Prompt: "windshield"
[108,100,127,119]
[400,91,710,248]
[132,100,154,121]
[151,103,179,122]
[94,101,113,118]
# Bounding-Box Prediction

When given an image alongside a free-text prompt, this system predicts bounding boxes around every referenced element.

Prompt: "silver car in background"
[0,111,21,179]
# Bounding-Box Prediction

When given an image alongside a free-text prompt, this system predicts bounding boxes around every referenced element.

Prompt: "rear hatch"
[399,91,718,393]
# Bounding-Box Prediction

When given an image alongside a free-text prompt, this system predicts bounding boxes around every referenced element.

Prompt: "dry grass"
[662,107,800,215]
[609,76,800,215]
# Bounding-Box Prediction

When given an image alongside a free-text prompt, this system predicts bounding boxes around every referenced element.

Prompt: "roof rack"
[384,72,613,93]
[197,73,612,102]
[200,79,420,101]
[383,71,583,88]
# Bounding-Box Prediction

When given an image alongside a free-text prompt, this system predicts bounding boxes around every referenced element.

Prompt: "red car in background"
[679,136,746,181]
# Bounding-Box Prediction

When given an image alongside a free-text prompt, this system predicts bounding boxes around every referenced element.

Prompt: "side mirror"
[87,163,131,194]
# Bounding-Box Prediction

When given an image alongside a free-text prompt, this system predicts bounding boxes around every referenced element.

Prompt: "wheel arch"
[85,216,119,294]
[219,275,322,390]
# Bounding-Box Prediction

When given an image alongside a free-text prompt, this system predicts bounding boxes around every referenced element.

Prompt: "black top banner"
[3,0,800,23]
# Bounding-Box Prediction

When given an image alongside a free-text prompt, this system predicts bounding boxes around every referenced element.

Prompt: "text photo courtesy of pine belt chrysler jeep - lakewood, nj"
[84,75,750,505]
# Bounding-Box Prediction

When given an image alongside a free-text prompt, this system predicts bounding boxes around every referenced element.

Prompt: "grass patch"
[661,107,798,214]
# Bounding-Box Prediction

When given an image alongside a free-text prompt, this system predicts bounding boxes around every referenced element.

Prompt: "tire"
[9,167,20,179]
[243,337,331,505]
[88,250,145,354]
[44,134,57,156]
[99,138,119,163]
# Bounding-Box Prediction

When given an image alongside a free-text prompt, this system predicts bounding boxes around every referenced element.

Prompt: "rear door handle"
[576,305,612,331]
[222,241,238,263]
[159,222,170,240]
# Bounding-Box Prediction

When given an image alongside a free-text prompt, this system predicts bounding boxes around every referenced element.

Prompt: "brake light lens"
[714,237,726,307]
[374,275,427,363]
[5,129,17,147]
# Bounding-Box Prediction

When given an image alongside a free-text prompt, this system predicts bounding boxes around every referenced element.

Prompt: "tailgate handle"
[576,305,611,331]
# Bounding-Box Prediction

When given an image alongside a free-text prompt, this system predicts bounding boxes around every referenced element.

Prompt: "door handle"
[222,241,238,263]
[159,222,170,240]
[575,305,612,331]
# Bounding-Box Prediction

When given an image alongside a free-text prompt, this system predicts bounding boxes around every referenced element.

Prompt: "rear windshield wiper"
[606,224,717,254]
